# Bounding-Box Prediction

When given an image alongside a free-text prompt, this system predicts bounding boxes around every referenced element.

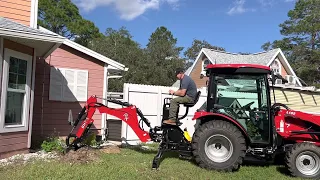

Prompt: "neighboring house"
[173,48,303,88]
[0,0,127,159]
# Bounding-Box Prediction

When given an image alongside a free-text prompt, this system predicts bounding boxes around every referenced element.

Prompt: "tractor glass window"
[214,74,270,143]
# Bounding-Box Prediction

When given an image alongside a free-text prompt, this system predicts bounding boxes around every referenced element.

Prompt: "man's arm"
[173,89,186,96]
[173,78,189,97]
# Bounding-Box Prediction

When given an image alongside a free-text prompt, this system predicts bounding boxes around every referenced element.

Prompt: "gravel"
[0,150,59,167]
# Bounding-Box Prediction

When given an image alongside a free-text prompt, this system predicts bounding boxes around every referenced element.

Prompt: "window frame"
[0,48,33,133]
[271,58,281,75]
[0,37,3,96]
[49,67,88,102]
[202,58,211,72]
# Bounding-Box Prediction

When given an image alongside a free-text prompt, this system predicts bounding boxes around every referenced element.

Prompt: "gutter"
[0,28,65,43]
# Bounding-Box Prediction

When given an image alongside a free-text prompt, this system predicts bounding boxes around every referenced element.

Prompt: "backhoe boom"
[66,95,156,149]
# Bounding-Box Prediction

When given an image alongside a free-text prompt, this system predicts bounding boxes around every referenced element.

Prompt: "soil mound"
[61,145,121,164]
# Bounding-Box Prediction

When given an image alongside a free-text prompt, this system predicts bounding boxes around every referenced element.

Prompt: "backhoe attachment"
[66,95,193,170]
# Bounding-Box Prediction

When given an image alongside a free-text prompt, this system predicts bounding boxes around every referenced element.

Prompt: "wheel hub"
[296,151,320,176]
[215,143,222,150]
[303,159,311,166]
[204,134,233,163]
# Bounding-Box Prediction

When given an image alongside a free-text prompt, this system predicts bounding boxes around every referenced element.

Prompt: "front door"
[0,48,32,133]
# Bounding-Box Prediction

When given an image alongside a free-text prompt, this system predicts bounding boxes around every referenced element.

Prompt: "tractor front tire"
[191,120,246,172]
[286,142,320,179]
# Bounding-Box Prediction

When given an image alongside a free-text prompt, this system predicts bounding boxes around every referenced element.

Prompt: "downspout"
[27,49,37,149]
[0,37,3,103]
[101,63,108,140]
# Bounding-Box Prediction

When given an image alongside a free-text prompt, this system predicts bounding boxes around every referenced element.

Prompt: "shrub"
[83,132,98,147]
[41,136,65,153]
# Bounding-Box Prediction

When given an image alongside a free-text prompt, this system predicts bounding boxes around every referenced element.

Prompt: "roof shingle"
[202,48,280,65]
[0,17,61,38]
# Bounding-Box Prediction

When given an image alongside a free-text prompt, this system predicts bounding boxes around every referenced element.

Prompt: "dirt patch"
[61,145,121,164]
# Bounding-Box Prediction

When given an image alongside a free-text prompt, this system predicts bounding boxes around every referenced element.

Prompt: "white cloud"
[258,0,275,6]
[227,0,255,15]
[166,0,180,10]
[73,0,180,21]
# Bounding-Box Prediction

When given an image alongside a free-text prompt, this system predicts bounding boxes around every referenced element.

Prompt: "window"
[271,58,281,75]
[49,67,88,102]
[0,49,32,133]
[202,59,211,72]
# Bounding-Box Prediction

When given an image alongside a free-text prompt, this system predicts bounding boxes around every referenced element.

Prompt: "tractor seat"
[180,91,201,107]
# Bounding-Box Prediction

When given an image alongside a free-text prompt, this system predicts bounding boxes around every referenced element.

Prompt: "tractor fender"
[193,111,250,143]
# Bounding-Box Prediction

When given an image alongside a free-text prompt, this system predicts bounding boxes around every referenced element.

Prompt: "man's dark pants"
[168,95,194,122]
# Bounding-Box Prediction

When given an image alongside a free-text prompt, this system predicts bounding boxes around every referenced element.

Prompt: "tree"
[261,0,320,86]
[184,39,225,60]
[279,0,320,50]
[145,26,186,86]
[73,19,103,47]
[38,0,102,47]
[146,26,184,60]
[88,27,148,91]
[88,26,188,91]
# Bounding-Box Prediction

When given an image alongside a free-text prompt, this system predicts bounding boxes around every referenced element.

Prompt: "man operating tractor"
[163,68,198,125]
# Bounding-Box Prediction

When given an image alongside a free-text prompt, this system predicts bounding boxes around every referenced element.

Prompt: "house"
[0,0,127,159]
[173,48,303,88]
[31,27,128,147]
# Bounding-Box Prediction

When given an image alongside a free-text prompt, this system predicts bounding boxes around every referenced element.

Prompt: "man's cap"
[175,68,184,75]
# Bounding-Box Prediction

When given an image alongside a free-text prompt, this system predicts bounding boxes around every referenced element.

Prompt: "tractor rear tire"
[191,120,246,172]
[285,142,320,179]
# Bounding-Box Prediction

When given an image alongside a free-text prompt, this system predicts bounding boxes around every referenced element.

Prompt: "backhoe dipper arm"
[106,98,151,127]
[67,95,154,148]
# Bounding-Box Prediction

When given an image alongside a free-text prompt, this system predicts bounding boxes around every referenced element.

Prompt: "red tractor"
[66,64,320,179]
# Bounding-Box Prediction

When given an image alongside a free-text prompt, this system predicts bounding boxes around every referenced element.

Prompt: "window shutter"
[49,67,88,102]
[49,67,63,101]
[63,69,77,101]
[75,70,88,101]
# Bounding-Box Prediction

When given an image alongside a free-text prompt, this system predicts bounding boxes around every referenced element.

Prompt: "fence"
[119,83,207,145]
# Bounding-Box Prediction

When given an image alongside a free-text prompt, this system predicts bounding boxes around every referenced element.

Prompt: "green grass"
[0,145,302,180]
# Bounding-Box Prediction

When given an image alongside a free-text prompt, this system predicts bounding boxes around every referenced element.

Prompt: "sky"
[72,0,297,56]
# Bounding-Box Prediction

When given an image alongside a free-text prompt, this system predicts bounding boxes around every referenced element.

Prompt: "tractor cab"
[203,64,275,146]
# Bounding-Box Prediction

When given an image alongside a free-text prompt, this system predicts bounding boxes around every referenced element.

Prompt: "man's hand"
[169,89,186,96]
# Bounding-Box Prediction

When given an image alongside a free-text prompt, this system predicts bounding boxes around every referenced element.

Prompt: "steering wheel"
[271,103,290,110]
[242,101,255,111]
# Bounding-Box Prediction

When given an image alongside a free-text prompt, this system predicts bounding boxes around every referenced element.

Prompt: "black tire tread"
[285,142,320,179]
[191,120,246,172]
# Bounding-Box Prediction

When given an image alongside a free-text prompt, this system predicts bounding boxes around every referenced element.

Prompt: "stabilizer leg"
[152,142,165,170]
